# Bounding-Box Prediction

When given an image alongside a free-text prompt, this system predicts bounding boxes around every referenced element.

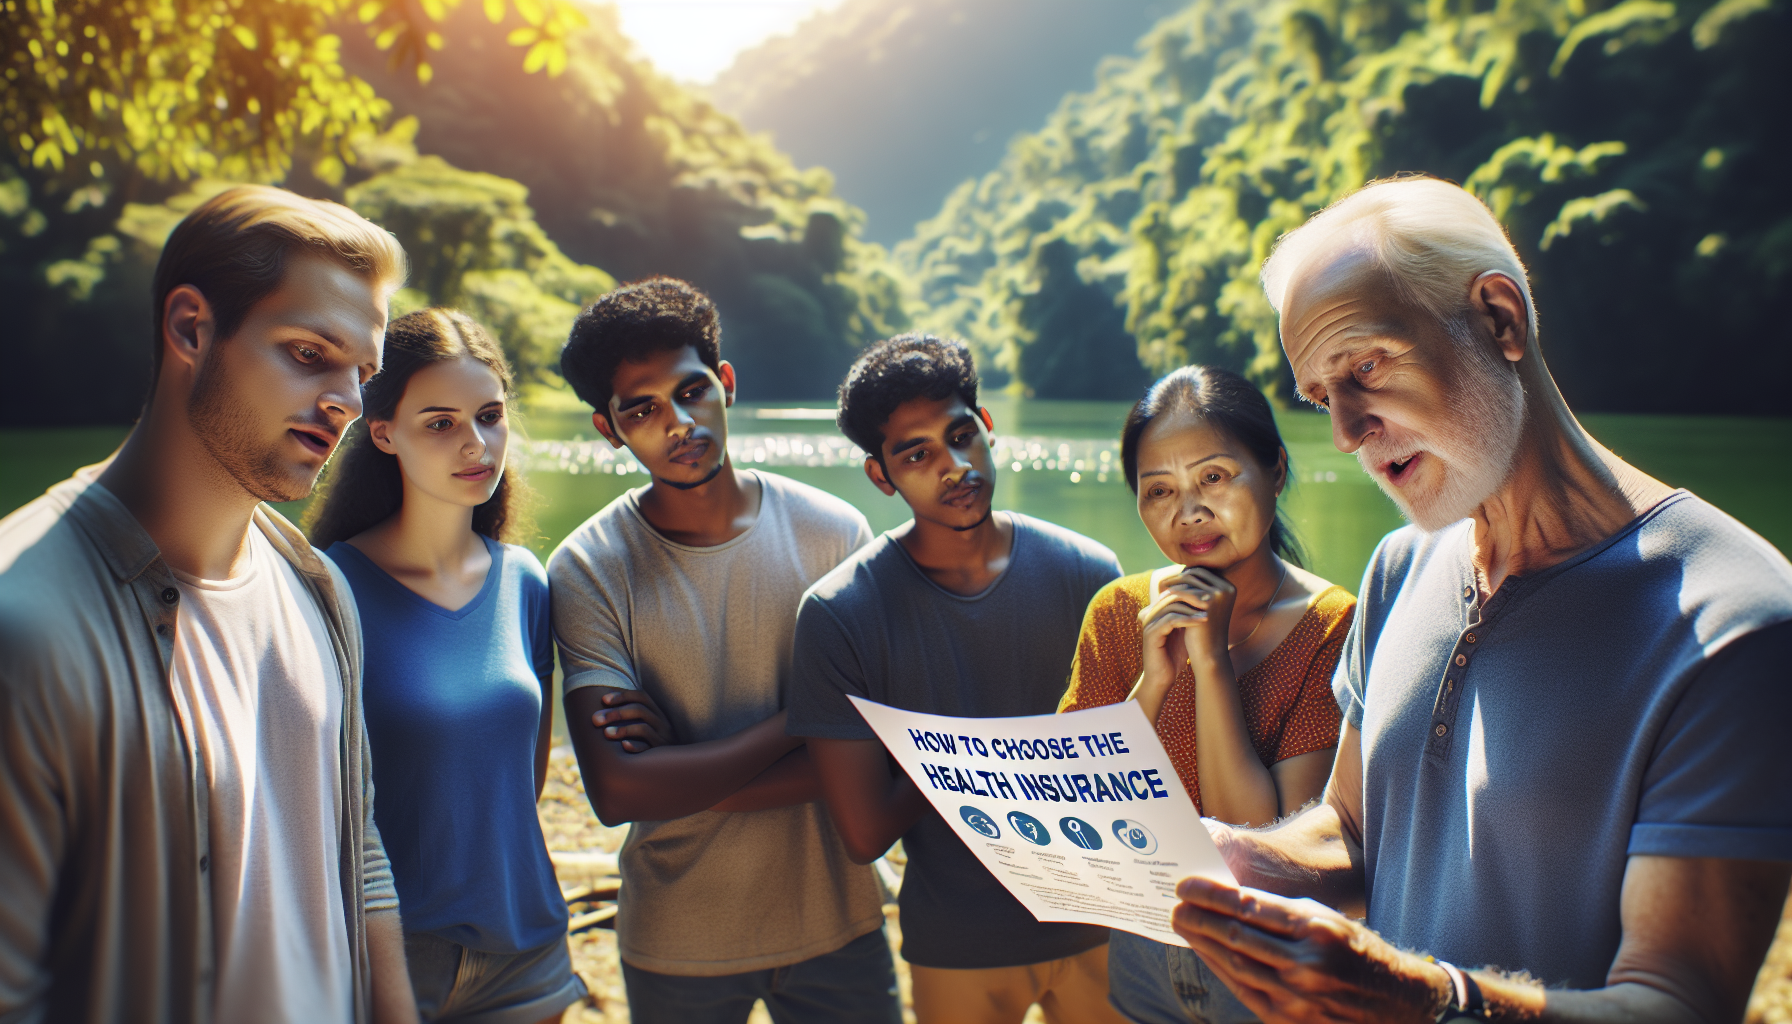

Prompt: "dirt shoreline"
[538,747,1792,1023]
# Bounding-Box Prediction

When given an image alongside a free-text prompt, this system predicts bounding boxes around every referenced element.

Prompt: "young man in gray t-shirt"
[546,280,898,1024]
[786,335,1128,1024]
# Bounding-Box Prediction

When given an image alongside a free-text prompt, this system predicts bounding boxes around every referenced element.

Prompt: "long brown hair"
[305,308,535,548]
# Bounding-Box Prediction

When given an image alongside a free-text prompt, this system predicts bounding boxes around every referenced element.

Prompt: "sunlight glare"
[610,0,848,84]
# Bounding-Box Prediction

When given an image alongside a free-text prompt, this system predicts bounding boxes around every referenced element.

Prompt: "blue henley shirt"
[1337,491,1792,987]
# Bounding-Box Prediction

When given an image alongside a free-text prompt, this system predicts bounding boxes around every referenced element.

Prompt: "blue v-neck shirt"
[327,537,567,953]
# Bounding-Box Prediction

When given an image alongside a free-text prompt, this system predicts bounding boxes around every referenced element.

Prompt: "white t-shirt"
[548,470,885,976]
[168,527,353,1023]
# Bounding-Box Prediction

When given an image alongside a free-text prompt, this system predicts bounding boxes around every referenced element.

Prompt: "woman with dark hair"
[1056,365,1354,1024]
[306,309,605,1024]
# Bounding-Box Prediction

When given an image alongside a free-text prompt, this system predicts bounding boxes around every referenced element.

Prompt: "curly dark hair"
[560,277,721,419]
[304,308,535,549]
[836,333,980,463]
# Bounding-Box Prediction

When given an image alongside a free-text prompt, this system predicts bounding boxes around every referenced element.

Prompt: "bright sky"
[610,0,848,84]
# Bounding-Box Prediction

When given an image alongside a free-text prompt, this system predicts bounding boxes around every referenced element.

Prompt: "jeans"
[621,927,903,1024]
[1105,929,1259,1024]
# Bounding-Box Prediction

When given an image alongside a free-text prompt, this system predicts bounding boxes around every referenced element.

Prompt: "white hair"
[1260,177,1536,344]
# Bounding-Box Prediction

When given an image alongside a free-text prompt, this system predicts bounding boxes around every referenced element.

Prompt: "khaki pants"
[909,943,1128,1024]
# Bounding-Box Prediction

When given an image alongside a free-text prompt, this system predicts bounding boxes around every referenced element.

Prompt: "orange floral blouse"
[1057,573,1355,814]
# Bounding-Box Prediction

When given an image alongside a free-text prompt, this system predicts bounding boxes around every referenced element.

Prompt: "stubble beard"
[187,360,312,504]
[1358,338,1526,532]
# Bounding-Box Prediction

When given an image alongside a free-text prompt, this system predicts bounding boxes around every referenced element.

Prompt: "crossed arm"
[564,684,822,824]
[1175,723,1792,1024]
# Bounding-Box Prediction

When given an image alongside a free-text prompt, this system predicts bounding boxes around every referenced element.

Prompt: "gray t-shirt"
[1339,491,1792,987]
[547,470,884,976]
[787,513,1123,969]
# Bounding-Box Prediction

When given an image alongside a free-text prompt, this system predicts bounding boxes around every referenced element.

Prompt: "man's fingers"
[1177,876,1345,938]
[1173,901,1310,971]
[594,703,665,726]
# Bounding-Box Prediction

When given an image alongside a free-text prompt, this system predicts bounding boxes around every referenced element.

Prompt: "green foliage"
[898,0,1791,412]
[3,0,909,423]
[342,147,615,384]
[1,0,584,187]
[340,1,912,399]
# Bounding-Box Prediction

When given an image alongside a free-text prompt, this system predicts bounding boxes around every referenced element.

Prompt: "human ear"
[1273,447,1288,496]
[367,419,398,455]
[863,456,897,497]
[592,410,625,449]
[161,284,214,376]
[1473,272,1530,363]
[717,360,737,406]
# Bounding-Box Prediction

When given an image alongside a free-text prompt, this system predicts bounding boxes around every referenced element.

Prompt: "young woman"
[1057,365,1355,1024]
[306,309,590,1024]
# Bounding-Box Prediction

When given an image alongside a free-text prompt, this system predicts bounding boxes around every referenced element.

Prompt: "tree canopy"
[897,0,1790,413]
[1,0,910,422]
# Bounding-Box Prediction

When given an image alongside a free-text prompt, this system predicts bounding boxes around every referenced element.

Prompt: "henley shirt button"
[199,855,209,872]
[1455,654,1467,666]
[1463,585,1474,600]
[156,624,170,638]
[1465,632,1478,643]
[160,587,179,605]
[1435,724,1448,737]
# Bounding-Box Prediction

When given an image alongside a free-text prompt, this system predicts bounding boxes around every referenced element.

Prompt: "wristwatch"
[1433,960,1488,1023]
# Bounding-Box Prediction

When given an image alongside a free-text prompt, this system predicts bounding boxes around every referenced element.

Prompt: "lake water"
[8,402,1786,594]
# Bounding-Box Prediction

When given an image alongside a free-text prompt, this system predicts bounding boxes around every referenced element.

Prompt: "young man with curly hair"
[785,334,1130,1024]
[548,278,901,1024]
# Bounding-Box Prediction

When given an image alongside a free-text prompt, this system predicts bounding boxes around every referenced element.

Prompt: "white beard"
[1357,344,1525,532]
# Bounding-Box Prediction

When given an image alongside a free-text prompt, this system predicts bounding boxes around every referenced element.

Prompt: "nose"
[670,401,696,434]
[1328,390,1378,455]
[320,368,362,425]
[1176,493,1209,526]
[461,425,487,458]
[943,444,974,484]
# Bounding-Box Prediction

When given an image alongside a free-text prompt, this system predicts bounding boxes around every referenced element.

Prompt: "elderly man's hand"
[1173,874,1451,1024]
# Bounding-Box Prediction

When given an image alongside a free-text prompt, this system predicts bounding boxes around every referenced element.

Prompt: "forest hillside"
[897,0,1791,413]
[709,0,1168,244]
[0,1,910,424]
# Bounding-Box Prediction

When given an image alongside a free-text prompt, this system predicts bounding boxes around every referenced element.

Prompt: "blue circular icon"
[1111,818,1158,855]
[1006,811,1050,846]
[960,806,1000,839]
[1059,816,1103,850]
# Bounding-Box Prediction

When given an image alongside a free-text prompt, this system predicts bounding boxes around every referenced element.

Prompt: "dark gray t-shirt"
[1339,492,1792,988]
[787,513,1123,969]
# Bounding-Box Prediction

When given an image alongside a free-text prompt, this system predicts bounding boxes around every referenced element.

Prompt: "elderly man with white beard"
[1166,175,1792,1024]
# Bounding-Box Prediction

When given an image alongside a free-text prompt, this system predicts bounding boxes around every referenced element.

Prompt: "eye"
[680,383,710,402]
[426,417,452,432]
[1146,485,1169,498]
[293,343,322,364]
[1203,471,1223,484]
[905,447,928,464]
[629,403,653,421]
[478,409,503,425]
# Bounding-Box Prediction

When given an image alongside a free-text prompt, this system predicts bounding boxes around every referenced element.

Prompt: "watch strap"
[1434,961,1487,1023]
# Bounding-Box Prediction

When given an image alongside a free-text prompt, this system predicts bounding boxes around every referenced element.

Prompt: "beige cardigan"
[0,468,396,1024]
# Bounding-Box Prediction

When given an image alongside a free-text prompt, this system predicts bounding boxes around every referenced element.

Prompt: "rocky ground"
[538,746,1792,1023]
